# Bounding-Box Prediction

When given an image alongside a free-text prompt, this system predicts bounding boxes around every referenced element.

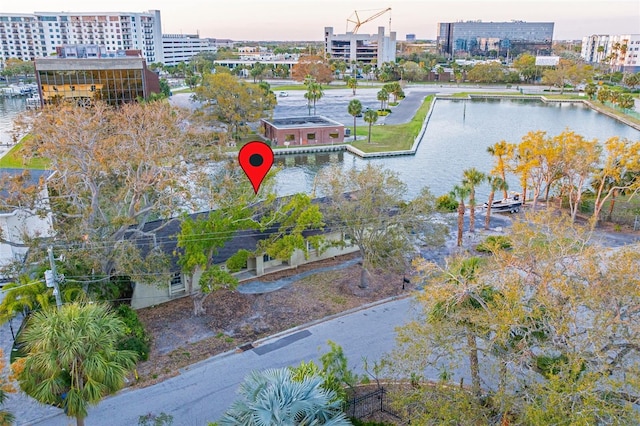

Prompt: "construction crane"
[346,7,391,34]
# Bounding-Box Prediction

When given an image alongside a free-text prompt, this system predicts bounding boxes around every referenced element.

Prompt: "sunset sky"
[5,0,640,41]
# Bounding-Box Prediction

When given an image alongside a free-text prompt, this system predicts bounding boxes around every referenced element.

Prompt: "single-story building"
[130,209,358,309]
[260,116,345,147]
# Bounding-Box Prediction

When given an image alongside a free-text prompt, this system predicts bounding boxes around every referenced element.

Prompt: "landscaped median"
[348,95,434,154]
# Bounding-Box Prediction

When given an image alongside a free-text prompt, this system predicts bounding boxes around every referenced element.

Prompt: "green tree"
[177,163,323,316]
[623,72,640,89]
[347,99,362,142]
[316,164,445,289]
[363,109,378,143]
[512,53,537,83]
[383,81,404,102]
[466,62,506,83]
[195,73,274,141]
[462,168,485,234]
[219,368,350,425]
[13,303,138,426]
[346,76,357,96]
[377,88,389,110]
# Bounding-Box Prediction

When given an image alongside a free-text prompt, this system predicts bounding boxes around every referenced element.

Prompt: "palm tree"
[14,302,138,426]
[377,88,389,110]
[429,256,491,397]
[220,368,350,425]
[462,168,486,233]
[346,76,357,96]
[347,99,362,142]
[304,81,324,115]
[363,109,378,143]
[485,176,508,230]
[487,140,514,199]
[450,184,470,247]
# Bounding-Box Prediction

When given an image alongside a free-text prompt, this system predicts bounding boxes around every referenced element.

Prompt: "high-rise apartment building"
[437,21,554,58]
[324,26,396,65]
[162,34,217,66]
[581,34,640,73]
[0,10,163,65]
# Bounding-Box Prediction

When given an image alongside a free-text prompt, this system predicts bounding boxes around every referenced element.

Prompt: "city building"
[0,10,163,65]
[581,34,640,73]
[437,20,554,59]
[34,51,161,106]
[162,33,217,66]
[324,26,396,65]
[261,116,345,147]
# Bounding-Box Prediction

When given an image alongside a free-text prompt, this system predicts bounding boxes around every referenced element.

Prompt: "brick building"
[261,116,345,146]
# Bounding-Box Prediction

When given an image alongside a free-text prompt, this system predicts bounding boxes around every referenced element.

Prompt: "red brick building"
[261,116,345,146]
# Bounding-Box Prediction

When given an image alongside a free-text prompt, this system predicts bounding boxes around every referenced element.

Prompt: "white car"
[279,91,288,97]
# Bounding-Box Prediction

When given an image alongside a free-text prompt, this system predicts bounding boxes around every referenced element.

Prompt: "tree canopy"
[315,164,446,289]
[291,55,333,84]
[194,73,275,142]
[386,211,640,424]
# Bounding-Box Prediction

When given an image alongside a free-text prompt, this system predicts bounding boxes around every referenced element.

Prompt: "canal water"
[2,97,639,200]
[274,98,640,199]
[0,96,26,145]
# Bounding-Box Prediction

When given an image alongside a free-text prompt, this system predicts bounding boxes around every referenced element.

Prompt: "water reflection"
[0,97,26,145]
[275,99,640,200]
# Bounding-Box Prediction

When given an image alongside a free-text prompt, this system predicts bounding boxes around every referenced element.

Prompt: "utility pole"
[47,246,63,309]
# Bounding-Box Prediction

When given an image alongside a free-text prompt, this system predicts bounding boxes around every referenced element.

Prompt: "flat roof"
[262,115,343,129]
[35,57,145,71]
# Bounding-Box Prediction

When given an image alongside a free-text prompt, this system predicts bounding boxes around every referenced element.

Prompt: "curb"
[178,292,415,374]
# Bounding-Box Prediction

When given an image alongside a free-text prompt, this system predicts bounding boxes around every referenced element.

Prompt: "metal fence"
[343,387,402,421]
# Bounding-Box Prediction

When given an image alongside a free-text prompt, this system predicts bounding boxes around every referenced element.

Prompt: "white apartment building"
[162,33,217,66]
[581,34,640,73]
[324,26,396,65]
[0,10,163,66]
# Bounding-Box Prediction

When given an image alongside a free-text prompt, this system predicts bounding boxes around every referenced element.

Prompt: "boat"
[484,193,522,213]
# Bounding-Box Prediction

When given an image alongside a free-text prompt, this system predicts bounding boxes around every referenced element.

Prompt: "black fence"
[343,387,402,421]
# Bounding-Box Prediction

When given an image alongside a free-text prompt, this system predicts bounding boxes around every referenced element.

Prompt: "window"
[285,134,295,142]
[169,272,185,295]
[263,254,273,263]
[307,133,316,140]
[329,132,339,139]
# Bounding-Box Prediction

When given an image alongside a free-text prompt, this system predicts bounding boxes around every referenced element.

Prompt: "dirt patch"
[133,253,416,388]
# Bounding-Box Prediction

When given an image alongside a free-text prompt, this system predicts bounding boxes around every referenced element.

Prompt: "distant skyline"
[5,0,640,41]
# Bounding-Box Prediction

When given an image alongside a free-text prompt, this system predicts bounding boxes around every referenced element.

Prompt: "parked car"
[279,91,288,97]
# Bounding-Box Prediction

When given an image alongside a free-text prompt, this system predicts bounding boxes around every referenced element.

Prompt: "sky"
[6,0,640,41]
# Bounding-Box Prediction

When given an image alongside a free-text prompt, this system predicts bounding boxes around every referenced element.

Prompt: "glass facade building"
[34,56,159,106]
[437,21,554,58]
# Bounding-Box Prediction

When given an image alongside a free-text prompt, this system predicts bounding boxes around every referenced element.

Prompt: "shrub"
[436,194,458,212]
[226,249,251,273]
[476,235,512,252]
[476,235,512,253]
[115,305,151,361]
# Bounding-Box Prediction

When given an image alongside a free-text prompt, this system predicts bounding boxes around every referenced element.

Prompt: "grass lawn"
[0,136,49,169]
[348,95,434,153]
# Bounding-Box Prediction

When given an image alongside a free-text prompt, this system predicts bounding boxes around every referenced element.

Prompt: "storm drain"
[237,342,254,352]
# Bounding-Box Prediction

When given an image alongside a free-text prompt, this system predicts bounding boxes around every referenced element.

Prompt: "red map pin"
[238,141,274,194]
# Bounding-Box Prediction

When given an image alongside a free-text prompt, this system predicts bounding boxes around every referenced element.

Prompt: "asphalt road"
[26,297,419,426]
